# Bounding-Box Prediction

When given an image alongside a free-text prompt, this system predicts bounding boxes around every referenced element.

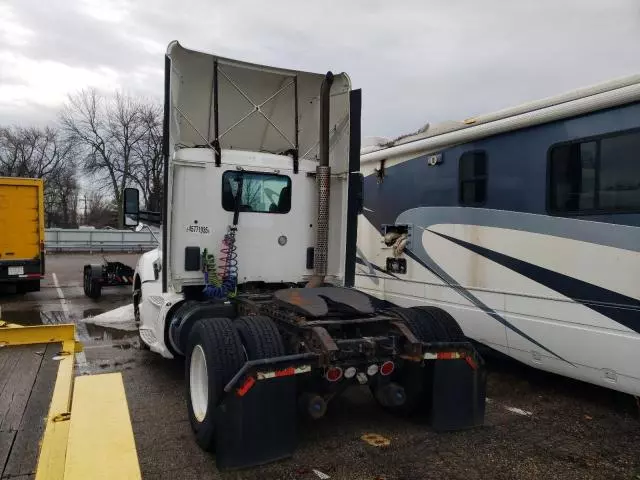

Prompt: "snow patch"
[83,304,137,331]
[505,406,533,417]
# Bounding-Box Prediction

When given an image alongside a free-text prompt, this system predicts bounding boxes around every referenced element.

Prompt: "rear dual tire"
[185,318,244,452]
[185,315,285,452]
[378,307,465,415]
[234,315,285,359]
[410,306,465,341]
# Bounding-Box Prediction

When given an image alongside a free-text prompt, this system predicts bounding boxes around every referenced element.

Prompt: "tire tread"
[234,315,285,359]
[186,317,244,451]
[412,306,465,341]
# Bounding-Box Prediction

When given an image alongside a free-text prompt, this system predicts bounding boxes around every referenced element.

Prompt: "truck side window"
[221,171,292,214]
[459,151,488,206]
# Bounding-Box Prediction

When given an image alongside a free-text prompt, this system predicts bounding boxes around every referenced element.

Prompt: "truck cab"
[129,41,357,356]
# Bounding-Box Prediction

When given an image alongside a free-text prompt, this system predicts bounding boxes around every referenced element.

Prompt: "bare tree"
[60,89,158,227]
[59,89,121,223]
[242,179,264,210]
[0,125,79,227]
[84,191,116,228]
[130,102,163,212]
[44,163,80,228]
[0,125,75,178]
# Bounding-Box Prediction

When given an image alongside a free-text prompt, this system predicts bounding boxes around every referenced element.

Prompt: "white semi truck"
[122,41,486,470]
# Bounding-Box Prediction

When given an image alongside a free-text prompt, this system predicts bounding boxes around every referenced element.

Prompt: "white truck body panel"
[165,41,352,292]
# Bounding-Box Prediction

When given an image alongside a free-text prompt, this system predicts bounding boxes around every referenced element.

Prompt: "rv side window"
[459,151,487,206]
[221,171,292,214]
[549,130,640,213]
[599,134,640,210]
[549,142,597,212]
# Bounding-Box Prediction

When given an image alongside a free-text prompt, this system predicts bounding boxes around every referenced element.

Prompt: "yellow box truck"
[0,177,45,292]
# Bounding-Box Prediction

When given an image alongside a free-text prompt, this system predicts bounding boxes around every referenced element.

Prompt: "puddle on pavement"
[1,307,138,344]
[83,308,104,317]
[83,321,136,342]
[76,308,137,343]
[1,309,67,326]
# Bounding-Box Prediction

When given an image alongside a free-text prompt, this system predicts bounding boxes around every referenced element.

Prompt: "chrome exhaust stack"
[307,72,334,288]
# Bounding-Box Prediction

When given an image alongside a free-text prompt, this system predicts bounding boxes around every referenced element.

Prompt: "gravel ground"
[110,350,639,480]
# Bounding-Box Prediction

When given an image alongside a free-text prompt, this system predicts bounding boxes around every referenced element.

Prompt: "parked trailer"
[124,41,486,470]
[83,258,136,299]
[357,74,640,397]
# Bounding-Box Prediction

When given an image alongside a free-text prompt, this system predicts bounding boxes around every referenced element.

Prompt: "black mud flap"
[214,376,297,470]
[428,359,486,431]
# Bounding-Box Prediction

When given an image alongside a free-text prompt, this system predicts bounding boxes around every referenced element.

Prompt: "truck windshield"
[221,171,291,214]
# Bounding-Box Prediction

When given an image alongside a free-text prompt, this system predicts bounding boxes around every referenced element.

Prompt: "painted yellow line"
[361,433,391,448]
[35,339,76,480]
[63,373,141,480]
[0,323,77,347]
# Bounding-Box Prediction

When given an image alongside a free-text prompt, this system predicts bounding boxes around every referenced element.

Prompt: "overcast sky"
[1,0,639,139]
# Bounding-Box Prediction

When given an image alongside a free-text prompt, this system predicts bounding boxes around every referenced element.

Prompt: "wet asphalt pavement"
[1,254,639,480]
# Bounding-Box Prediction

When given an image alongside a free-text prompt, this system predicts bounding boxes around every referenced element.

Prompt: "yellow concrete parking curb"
[0,322,140,480]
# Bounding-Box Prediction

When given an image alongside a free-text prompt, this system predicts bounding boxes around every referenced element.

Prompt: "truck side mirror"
[123,188,140,227]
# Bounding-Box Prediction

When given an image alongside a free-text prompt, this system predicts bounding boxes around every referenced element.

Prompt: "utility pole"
[80,193,88,224]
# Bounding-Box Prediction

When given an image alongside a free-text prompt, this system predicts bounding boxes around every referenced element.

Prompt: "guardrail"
[45,228,158,253]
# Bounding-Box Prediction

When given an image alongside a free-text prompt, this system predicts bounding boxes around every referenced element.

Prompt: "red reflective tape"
[237,376,256,397]
[437,352,454,360]
[465,356,478,370]
[275,367,296,378]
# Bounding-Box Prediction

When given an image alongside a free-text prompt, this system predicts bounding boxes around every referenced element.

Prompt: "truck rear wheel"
[389,306,446,341]
[411,306,465,341]
[234,315,285,359]
[380,307,440,415]
[185,318,244,452]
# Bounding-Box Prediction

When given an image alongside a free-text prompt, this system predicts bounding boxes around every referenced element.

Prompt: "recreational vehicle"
[357,75,640,396]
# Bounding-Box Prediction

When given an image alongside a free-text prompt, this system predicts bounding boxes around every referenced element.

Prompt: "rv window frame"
[221,170,292,214]
[546,126,640,216]
[458,149,488,207]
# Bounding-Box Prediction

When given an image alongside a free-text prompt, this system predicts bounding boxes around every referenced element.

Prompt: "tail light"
[325,366,343,382]
[380,361,395,376]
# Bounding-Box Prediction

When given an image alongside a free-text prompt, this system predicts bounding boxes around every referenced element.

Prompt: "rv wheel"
[185,318,244,452]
